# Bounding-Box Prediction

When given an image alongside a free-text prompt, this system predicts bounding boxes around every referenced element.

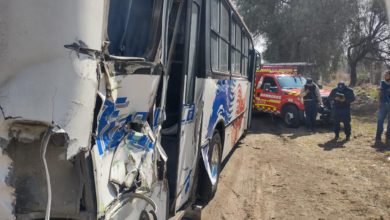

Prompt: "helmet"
[337,81,346,91]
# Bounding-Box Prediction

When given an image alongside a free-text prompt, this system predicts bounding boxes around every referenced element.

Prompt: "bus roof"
[227,0,253,43]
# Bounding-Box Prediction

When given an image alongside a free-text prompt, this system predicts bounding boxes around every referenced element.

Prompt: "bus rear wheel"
[282,105,300,128]
[198,131,222,204]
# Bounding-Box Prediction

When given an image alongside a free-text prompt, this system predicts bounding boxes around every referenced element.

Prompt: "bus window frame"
[207,0,254,79]
[210,0,231,76]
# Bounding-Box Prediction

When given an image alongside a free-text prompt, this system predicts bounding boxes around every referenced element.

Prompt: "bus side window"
[211,0,230,73]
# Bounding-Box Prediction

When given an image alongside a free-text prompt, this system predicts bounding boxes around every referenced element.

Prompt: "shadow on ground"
[318,139,347,151]
[249,112,333,140]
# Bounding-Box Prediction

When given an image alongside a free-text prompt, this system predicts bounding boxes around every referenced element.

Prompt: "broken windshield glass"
[107,0,163,60]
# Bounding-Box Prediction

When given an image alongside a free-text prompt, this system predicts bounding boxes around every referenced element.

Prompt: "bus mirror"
[255,52,261,70]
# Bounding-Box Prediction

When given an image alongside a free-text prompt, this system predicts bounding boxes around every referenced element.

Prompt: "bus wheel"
[198,131,222,204]
[282,105,300,128]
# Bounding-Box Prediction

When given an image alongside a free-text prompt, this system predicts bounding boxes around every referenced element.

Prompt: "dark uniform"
[376,79,390,142]
[329,82,355,141]
[302,79,322,131]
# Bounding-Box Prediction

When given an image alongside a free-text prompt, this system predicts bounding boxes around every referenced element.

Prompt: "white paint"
[0,150,14,220]
[0,0,105,158]
[0,55,99,159]
[111,75,161,112]
[0,0,104,217]
[0,0,104,87]
[259,93,282,100]
[200,78,250,188]
[174,78,204,210]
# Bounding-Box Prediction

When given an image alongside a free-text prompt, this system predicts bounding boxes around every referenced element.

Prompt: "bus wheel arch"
[281,104,301,128]
[197,122,224,205]
[214,121,225,151]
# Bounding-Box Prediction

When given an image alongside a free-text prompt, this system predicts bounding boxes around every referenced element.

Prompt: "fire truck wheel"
[282,105,300,128]
[198,131,222,204]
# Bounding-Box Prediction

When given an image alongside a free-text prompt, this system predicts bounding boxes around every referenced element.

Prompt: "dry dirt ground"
[201,113,390,220]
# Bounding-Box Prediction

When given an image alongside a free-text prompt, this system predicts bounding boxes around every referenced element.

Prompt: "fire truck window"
[261,77,277,90]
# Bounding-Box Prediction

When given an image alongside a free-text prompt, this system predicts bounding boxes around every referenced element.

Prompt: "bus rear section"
[0,0,257,219]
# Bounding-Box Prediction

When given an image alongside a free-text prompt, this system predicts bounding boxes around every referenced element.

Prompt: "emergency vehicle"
[254,63,331,127]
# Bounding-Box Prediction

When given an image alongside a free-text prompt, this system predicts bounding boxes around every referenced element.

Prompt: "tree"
[235,0,358,81]
[347,0,390,86]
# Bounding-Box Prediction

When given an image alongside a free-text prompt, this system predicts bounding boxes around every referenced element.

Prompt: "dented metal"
[0,0,171,219]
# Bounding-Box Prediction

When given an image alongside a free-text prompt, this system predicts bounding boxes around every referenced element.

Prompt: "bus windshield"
[107,0,163,60]
[277,75,307,89]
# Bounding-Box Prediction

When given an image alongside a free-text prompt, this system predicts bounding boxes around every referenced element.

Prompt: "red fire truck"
[253,63,331,127]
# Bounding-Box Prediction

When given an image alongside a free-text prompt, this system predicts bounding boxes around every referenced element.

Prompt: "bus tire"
[282,105,300,128]
[198,131,222,204]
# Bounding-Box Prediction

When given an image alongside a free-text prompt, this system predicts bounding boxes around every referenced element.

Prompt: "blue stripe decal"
[96,97,150,155]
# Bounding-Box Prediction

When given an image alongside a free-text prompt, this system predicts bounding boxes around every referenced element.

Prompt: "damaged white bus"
[0,0,258,219]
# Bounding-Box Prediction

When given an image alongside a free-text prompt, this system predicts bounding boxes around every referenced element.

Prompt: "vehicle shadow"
[249,112,332,139]
[221,140,244,172]
[318,139,347,151]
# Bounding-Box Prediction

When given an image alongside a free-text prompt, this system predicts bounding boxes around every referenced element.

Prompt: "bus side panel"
[242,80,252,131]
[221,79,249,160]
[200,78,249,161]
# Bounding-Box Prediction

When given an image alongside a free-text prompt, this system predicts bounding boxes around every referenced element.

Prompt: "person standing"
[301,78,323,131]
[375,70,390,143]
[329,82,355,141]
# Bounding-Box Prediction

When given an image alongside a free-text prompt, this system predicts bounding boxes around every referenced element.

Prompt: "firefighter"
[375,70,390,143]
[329,81,355,141]
[301,78,323,131]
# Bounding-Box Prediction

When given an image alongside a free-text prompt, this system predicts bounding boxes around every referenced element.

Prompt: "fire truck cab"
[253,63,331,127]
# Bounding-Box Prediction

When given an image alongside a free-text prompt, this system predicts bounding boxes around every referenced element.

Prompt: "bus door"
[247,50,260,128]
[174,0,202,211]
[257,76,282,113]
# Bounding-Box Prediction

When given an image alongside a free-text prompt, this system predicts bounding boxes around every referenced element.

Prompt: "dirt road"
[202,113,390,220]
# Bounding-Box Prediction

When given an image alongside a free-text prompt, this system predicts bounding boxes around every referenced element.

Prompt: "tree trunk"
[349,62,357,87]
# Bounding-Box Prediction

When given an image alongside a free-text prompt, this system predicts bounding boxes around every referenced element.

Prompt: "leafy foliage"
[236,0,356,79]
[346,0,390,86]
[236,0,389,85]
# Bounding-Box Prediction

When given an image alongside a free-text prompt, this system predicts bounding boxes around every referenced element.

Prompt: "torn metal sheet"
[95,75,161,155]
[0,0,171,218]
[110,126,157,191]
[92,73,166,217]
